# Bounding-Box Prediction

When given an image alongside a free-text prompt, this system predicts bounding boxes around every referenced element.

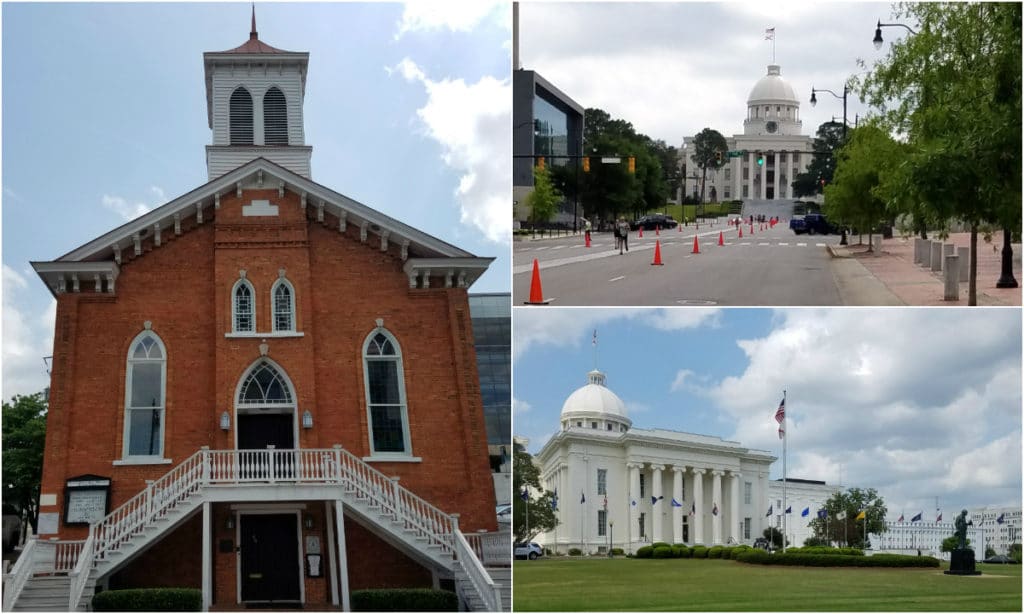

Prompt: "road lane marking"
[816,243,826,247]
[552,246,565,250]
[608,276,625,282]
[534,246,550,251]
[797,242,807,247]
[758,242,769,246]
[778,242,789,246]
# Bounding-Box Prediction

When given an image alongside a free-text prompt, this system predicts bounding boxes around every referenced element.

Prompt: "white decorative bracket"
[457,271,468,288]
[196,202,204,225]
[300,192,307,211]
[132,233,142,256]
[380,230,390,252]
[173,213,182,236]
[407,272,417,289]
[420,269,431,289]
[257,169,264,187]
[339,211,348,232]
[316,200,324,223]
[278,182,285,198]
[71,274,80,293]
[112,243,122,265]
[401,240,410,261]
[107,273,116,294]
[445,269,454,288]
[236,182,242,198]
[153,224,161,247]
[94,274,102,293]
[360,221,369,243]
[214,193,221,210]
[57,276,66,294]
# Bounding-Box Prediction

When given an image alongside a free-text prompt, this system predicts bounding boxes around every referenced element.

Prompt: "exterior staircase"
[3,447,503,612]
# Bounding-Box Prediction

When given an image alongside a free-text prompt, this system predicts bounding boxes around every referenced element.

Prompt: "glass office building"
[469,293,511,504]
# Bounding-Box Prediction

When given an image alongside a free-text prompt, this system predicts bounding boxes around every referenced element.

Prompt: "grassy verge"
[513,558,1022,611]
[658,203,735,222]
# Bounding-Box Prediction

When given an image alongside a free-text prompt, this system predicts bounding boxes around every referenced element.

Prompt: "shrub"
[92,588,201,611]
[652,542,671,550]
[653,546,673,559]
[670,545,687,558]
[708,546,723,559]
[728,545,751,560]
[351,589,458,611]
[691,546,708,559]
[568,548,582,556]
[611,548,624,556]
[636,546,653,559]
[735,551,940,569]
[720,546,734,559]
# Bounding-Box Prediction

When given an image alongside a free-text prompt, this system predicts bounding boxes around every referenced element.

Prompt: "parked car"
[982,554,1018,564]
[631,214,678,231]
[791,213,836,235]
[514,542,544,560]
[496,504,512,526]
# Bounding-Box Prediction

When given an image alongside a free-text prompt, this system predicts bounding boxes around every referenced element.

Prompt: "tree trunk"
[996,226,1019,288]
[969,224,978,306]
[867,231,873,253]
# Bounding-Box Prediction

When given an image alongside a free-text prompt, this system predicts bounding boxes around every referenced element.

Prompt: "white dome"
[747,65,798,104]
[560,370,629,420]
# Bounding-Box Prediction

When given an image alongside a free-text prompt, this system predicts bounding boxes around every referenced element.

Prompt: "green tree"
[984,546,996,559]
[807,488,887,548]
[940,535,970,553]
[859,2,1021,304]
[648,139,682,202]
[1010,543,1022,563]
[526,165,561,225]
[690,128,728,204]
[3,393,47,533]
[512,443,557,543]
[792,121,845,198]
[762,527,788,548]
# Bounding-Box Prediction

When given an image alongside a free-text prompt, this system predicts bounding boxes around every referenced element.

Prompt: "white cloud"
[392,58,510,244]
[944,432,1023,491]
[395,1,506,39]
[101,185,167,221]
[513,397,531,414]
[2,265,56,399]
[514,308,720,361]
[624,399,650,415]
[670,369,696,392]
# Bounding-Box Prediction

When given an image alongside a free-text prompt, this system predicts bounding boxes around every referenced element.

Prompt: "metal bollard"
[872,235,883,252]
[942,243,955,270]
[957,247,969,282]
[930,241,943,272]
[944,254,960,301]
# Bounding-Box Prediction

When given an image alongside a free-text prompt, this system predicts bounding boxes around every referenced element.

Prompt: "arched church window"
[362,329,411,456]
[230,87,254,145]
[124,330,167,458]
[238,360,293,405]
[271,278,295,332]
[263,87,288,145]
[233,279,255,333]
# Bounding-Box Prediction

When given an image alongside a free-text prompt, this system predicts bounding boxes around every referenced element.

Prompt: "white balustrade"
[454,530,502,612]
[466,531,512,566]
[3,538,40,611]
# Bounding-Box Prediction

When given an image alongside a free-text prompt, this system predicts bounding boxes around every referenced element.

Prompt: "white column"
[672,467,684,544]
[759,153,767,200]
[746,151,755,200]
[772,152,780,200]
[335,500,351,612]
[202,501,211,611]
[651,465,664,543]
[731,472,742,544]
[325,502,340,606]
[712,470,724,545]
[628,463,641,545]
[733,156,741,201]
[692,468,706,545]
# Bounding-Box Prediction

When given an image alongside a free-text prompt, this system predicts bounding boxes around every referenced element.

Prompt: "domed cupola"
[560,369,633,434]
[744,64,802,136]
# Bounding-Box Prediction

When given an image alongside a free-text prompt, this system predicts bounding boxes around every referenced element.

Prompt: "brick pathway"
[839,233,1022,306]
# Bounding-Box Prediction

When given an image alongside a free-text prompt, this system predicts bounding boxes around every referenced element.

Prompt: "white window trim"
[225,331,305,339]
[122,329,167,460]
[362,328,413,458]
[231,278,256,333]
[271,278,297,333]
[361,455,422,463]
[113,457,173,466]
[233,357,298,451]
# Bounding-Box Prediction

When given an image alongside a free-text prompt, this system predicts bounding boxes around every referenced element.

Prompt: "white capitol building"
[682,64,816,203]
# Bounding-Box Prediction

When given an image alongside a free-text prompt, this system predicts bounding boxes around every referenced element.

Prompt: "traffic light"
[537,156,545,170]
[582,156,590,173]
[757,155,764,166]
[628,157,636,173]
[715,150,722,164]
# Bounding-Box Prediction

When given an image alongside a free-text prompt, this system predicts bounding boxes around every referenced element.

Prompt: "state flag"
[671,498,683,508]
[801,507,810,517]
[631,499,637,507]
[785,506,792,514]
[712,503,719,516]
[836,510,847,520]
[520,487,529,501]
[817,509,828,519]
[765,505,773,517]
[690,502,696,516]
[580,491,586,505]
[936,511,942,522]
[897,513,904,522]
[997,513,1005,524]
[911,512,922,522]
[855,510,866,521]
[651,495,663,505]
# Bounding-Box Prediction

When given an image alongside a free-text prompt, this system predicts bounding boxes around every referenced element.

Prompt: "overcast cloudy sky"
[519,1,903,145]
[2,2,509,399]
[514,308,1022,516]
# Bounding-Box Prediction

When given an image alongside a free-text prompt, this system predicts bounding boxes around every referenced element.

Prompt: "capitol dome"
[560,370,633,433]
[747,64,798,104]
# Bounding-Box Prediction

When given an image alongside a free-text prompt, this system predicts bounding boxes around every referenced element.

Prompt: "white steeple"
[202,7,312,180]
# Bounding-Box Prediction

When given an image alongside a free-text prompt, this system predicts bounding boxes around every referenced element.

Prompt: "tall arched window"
[362,329,411,456]
[263,87,288,145]
[271,279,295,332]
[233,279,256,333]
[230,87,254,145]
[238,360,294,407]
[124,331,167,458]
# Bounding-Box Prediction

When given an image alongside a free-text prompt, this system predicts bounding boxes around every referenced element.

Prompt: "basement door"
[239,513,302,603]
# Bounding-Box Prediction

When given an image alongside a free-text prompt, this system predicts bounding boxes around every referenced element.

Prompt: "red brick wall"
[342,515,432,591]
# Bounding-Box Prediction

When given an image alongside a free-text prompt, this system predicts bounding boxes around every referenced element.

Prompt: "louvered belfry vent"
[263,87,288,145]
[229,87,254,145]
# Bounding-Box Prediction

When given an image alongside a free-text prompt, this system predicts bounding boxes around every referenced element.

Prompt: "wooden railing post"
[200,446,210,485]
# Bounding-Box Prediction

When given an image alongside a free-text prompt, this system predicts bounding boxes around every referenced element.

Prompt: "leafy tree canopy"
[512,443,558,543]
[526,165,561,225]
[807,487,888,549]
[792,121,845,197]
[3,393,47,532]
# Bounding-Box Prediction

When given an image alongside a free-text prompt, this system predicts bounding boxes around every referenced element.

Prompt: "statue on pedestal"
[954,509,972,550]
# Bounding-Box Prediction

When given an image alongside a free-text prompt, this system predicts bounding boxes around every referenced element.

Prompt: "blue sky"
[2,2,510,399]
[514,308,1022,515]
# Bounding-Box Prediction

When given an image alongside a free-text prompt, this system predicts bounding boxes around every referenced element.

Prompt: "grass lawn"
[513,558,1022,611]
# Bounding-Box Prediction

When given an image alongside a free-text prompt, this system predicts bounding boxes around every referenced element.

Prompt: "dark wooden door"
[240,514,301,602]
[238,414,295,479]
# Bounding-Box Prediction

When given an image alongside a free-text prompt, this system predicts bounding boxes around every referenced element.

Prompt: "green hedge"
[691,546,708,559]
[611,548,625,556]
[92,588,201,611]
[708,546,724,559]
[671,545,689,558]
[653,546,673,559]
[728,545,751,559]
[351,588,458,612]
[636,546,653,559]
[568,547,582,556]
[786,546,864,556]
[652,542,671,549]
[735,550,940,568]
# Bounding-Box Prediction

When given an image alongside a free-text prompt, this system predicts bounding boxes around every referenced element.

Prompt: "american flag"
[775,398,785,423]
[592,330,597,346]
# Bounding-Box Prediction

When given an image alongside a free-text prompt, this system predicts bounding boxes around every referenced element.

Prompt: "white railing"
[466,531,512,567]
[68,533,95,611]
[454,530,501,612]
[2,537,40,611]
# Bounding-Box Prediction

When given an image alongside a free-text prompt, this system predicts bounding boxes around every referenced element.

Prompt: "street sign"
[601,157,622,163]
[726,150,749,158]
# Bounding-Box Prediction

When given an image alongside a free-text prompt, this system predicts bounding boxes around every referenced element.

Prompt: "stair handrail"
[91,448,207,563]
[453,528,501,612]
[2,537,39,611]
[68,531,96,611]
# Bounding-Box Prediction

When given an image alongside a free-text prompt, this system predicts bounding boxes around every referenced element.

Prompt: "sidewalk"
[829,233,1022,306]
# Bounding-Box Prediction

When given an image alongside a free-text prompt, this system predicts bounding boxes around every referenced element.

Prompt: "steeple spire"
[250,3,258,40]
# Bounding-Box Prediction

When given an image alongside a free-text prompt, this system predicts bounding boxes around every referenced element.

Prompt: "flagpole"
[782,389,787,553]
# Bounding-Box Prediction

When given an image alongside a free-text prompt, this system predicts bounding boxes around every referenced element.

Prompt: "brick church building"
[10,14,504,612]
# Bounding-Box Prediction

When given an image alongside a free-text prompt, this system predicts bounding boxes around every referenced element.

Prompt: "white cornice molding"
[31,261,119,298]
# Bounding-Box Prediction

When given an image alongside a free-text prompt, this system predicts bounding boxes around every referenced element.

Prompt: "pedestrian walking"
[617,217,630,254]
[584,218,592,243]
[613,219,621,251]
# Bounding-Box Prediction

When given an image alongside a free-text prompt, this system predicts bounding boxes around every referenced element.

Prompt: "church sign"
[64,475,111,526]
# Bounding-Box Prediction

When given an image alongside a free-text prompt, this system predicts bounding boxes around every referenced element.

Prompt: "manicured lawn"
[513,558,1022,611]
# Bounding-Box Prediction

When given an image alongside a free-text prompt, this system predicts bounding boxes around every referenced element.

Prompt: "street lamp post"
[609,520,614,557]
[810,85,850,245]
[873,19,918,49]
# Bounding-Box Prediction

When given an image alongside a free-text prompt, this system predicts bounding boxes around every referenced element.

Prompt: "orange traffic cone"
[718,231,724,246]
[651,240,664,266]
[739,226,743,238]
[524,259,552,305]
[692,235,701,254]
[639,226,644,238]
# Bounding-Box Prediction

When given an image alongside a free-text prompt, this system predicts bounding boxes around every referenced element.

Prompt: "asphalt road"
[513,219,847,306]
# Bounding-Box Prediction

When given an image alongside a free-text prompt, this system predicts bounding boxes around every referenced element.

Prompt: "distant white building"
[870,518,984,561]
[968,506,1021,556]
[766,478,841,547]
[681,64,815,203]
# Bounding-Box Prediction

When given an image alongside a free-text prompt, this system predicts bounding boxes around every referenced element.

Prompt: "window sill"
[225,331,305,339]
[113,457,173,466]
[362,456,422,463]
